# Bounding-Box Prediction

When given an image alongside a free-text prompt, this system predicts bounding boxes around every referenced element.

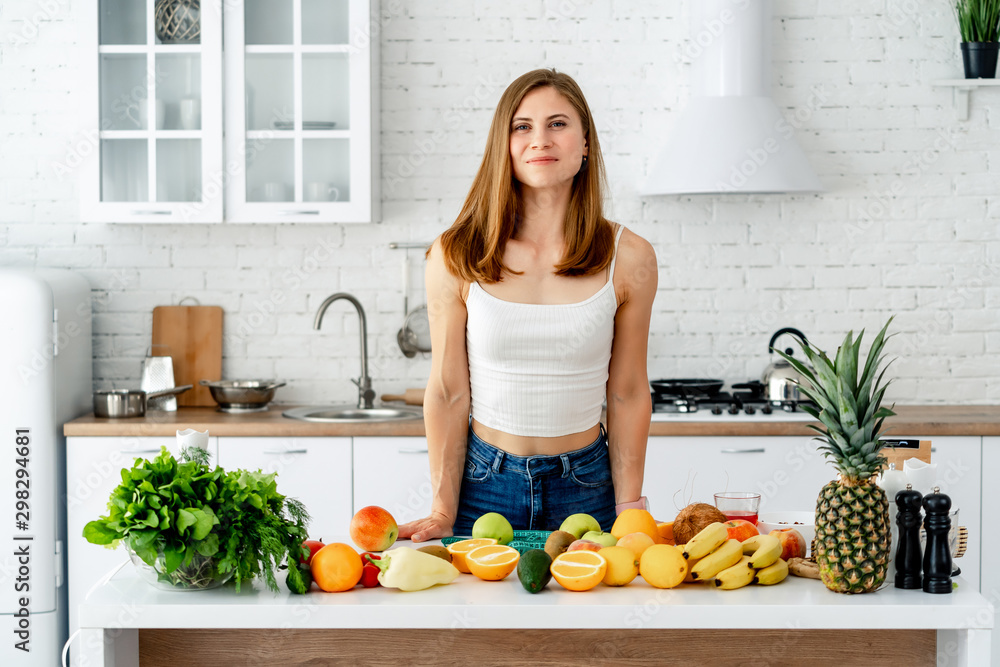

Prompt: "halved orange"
[445,538,498,573]
[466,544,520,581]
[550,550,608,591]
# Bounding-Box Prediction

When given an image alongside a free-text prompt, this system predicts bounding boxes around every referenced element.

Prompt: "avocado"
[417,545,453,562]
[517,549,552,593]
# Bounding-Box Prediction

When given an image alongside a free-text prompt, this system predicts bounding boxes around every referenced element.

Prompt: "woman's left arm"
[605,230,658,506]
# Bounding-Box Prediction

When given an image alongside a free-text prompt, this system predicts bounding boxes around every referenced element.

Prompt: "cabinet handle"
[277,210,320,215]
[131,209,172,215]
[720,448,765,454]
[121,448,161,454]
[398,447,429,454]
[263,449,308,455]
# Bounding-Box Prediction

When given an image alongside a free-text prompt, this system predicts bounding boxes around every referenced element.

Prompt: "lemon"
[598,546,639,586]
[640,544,687,589]
[472,512,514,545]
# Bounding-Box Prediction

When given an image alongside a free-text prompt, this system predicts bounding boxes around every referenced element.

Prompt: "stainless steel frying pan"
[93,385,193,418]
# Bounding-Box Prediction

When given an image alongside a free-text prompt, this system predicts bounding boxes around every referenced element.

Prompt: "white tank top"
[465,224,624,437]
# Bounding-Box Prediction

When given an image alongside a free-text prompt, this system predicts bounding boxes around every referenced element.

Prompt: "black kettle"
[761,327,812,403]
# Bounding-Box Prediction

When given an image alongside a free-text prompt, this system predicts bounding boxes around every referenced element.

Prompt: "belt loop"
[492,450,504,473]
[559,453,571,478]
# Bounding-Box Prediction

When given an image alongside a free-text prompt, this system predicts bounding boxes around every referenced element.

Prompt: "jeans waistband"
[467,424,607,477]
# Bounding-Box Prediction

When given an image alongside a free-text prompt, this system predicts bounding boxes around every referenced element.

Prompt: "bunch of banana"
[681,524,791,590]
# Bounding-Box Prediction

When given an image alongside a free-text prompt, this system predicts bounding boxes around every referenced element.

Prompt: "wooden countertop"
[63,405,1000,437]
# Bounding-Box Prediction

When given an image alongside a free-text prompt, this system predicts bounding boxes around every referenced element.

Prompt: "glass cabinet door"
[82,0,222,223]
[224,0,375,223]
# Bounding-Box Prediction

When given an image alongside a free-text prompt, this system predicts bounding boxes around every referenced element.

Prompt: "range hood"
[641,0,823,196]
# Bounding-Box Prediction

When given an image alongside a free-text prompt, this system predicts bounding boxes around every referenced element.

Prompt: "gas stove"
[648,380,818,422]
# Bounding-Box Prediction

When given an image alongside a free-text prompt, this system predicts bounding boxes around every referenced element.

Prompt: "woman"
[399,69,656,542]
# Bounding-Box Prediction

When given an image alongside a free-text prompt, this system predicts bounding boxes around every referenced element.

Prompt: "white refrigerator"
[0,269,92,665]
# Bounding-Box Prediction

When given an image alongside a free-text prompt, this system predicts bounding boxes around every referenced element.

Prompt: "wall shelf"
[933,79,1000,120]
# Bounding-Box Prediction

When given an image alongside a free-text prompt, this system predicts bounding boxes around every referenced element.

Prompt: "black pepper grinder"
[894,483,923,590]
[922,486,953,594]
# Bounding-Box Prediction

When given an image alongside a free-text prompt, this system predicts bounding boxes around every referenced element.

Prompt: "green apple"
[559,513,601,539]
[472,512,514,545]
[582,530,618,547]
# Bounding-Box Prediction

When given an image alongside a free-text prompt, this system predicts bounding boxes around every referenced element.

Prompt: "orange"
[610,509,660,542]
[310,542,363,592]
[466,544,520,581]
[550,550,607,591]
[445,538,498,573]
[657,521,676,545]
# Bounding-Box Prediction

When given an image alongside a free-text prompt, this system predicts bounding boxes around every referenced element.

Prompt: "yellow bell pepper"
[366,547,460,591]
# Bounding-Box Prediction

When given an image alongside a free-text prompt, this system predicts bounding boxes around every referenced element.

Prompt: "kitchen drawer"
[65,436,218,651]
[353,437,433,526]
[645,436,836,521]
[217,437,352,539]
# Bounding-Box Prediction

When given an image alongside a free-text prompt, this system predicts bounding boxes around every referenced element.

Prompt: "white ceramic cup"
[154,99,166,130]
[262,182,288,202]
[179,97,201,130]
[305,182,340,202]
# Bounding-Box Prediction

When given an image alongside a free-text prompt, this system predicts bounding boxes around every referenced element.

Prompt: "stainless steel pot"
[93,385,193,418]
[199,379,286,413]
[761,327,812,402]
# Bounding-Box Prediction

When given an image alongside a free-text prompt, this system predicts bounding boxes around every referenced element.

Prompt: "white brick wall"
[0,0,997,404]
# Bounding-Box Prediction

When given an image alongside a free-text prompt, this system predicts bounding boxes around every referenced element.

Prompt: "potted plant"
[777,318,897,594]
[954,0,1000,78]
[84,446,310,592]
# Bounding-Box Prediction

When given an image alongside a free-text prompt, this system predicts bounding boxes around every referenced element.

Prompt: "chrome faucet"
[314,293,375,409]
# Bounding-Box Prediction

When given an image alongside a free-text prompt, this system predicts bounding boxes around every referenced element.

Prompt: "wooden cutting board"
[380,388,425,406]
[152,305,223,407]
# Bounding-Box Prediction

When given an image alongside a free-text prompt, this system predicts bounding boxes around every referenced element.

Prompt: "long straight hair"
[437,69,614,283]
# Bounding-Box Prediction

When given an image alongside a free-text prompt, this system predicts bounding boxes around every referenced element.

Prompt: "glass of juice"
[714,492,761,525]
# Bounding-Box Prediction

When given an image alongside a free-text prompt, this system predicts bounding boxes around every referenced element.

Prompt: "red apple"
[300,539,326,565]
[349,506,399,552]
[567,539,602,553]
[723,520,759,542]
[769,528,807,560]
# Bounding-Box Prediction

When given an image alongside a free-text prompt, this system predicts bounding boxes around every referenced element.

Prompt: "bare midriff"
[470,419,602,457]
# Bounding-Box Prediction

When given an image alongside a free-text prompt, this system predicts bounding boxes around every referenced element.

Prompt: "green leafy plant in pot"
[777,317,897,594]
[84,446,311,592]
[954,0,1000,78]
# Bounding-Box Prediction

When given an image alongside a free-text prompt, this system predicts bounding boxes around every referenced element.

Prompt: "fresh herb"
[83,446,309,592]
[955,0,1000,42]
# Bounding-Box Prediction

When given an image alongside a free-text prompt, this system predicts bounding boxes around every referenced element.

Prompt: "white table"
[76,562,993,666]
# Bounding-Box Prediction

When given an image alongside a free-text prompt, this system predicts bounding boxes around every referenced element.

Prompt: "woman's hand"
[397,511,455,543]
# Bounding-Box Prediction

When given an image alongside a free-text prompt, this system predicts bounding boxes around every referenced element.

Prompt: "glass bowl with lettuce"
[84,445,310,592]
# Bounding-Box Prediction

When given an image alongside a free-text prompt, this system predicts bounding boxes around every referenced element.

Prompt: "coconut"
[672,503,728,545]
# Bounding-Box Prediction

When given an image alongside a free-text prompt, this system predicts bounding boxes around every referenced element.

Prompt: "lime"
[472,512,514,546]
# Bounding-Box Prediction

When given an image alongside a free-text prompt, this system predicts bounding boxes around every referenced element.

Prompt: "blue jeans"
[452,424,617,535]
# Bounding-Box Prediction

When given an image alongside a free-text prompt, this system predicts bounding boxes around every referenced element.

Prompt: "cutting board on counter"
[152,305,223,407]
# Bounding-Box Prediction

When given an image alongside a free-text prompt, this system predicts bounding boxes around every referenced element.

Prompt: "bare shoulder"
[613,226,657,296]
[426,236,469,302]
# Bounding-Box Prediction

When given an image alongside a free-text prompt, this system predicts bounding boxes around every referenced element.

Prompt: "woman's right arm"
[397,238,471,542]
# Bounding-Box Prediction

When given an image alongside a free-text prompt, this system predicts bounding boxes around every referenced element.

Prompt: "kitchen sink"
[282,405,423,423]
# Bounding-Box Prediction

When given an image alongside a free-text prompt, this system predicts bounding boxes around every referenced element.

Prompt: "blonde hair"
[437,68,613,283]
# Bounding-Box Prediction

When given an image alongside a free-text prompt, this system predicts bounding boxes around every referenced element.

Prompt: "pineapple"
[777,318,896,594]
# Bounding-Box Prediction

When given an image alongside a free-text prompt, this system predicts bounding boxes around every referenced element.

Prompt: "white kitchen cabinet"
[981,438,999,667]
[644,436,836,521]
[65,435,218,653]
[81,0,224,223]
[81,0,378,224]
[223,0,379,223]
[217,437,352,539]
[353,437,434,526]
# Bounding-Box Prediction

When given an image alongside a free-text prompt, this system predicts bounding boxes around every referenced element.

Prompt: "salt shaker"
[894,483,922,590]
[922,486,952,594]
